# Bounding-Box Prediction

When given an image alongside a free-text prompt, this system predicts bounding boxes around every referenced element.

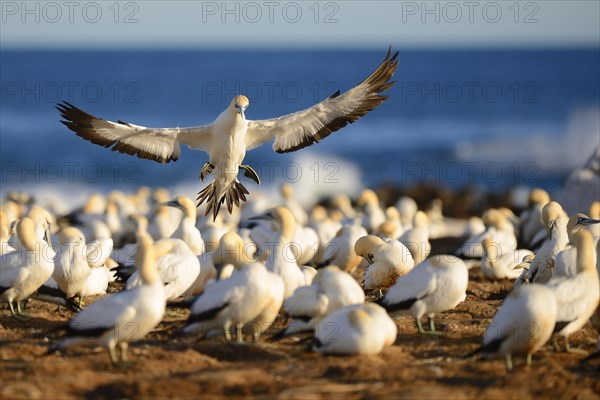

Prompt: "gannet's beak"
[249,212,273,222]
[235,105,245,119]
[162,200,182,210]
[577,217,600,227]
[45,223,52,245]
[548,219,557,240]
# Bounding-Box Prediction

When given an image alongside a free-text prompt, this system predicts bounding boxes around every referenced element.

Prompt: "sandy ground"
[1,265,599,399]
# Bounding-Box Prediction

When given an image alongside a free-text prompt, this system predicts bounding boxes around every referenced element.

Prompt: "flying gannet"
[56,49,399,220]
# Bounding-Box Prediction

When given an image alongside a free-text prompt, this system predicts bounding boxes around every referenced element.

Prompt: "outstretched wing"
[245,48,399,153]
[56,101,212,163]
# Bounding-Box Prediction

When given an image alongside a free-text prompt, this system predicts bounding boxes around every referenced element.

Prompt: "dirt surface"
[1,266,599,400]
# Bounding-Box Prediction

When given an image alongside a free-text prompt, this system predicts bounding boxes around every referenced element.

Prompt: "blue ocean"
[1,49,599,206]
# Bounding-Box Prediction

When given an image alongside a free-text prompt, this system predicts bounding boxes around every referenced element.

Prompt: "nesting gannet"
[379,255,469,334]
[280,265,365,336]
[163,196,205,255]
[515,201,569,286]
[456,209,516,260]
[518,188,550,248]
[546,229,600,353]
[330,194,357,221]
[0,217,55,320]
[57,49,399,220]
[313,303,396,355]
[48,233,166,364]
[398,211,431,265]
[356,189,386,233]
[126,238,200,301]
[554,214,600,277]
[320,224,368,272]
[376,206,404,240]
[355,235,414,294]
[480,238,533,280]
[148,201,178,241]
[182,233,284,341]
[249,207,307,299]
[469,284,557,371]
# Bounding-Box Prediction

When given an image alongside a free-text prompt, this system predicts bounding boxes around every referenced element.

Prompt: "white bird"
[52,227,97,307]
[376,207,404,240]
[280,265,365,336]
[126,238,200,301]
[313,303,396,355]
[480,238,533,280]
[456,209,516,260]
[356,189,386,233]
[379,255,469,334]
[148,201,178,241]
[396,196,418,230]
[546,229,600,353]
[355,235,414,294]
[249,207,308,299]
[48,233,166,364]
[309,205,342,265]
[0,208,15,255]
[554,213,600,278]
[163,196,205,255]
[470,284,557,371]
[321,223,368,272]
[518,188,550,248]
[1,217,55,320]
[398,211,431,265]
[280,183,308,227]
[515,201,569,285]
[57,49,399,220]
[182,232,284,342]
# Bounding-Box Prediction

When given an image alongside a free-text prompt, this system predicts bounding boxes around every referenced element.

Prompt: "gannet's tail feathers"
[197,180,249,221]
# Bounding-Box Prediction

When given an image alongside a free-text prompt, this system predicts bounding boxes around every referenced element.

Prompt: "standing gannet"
[280,265,365,336]
[356,189,386,233]
[53,227,96,307]
[480,238,533,280]
[0,217,55,320]
[355,235,414,295]
[469,284,557,371]
[546,229,600,353]
[518,188,551,248]
[554,214,600,277]
[148,201,178,241]
[57,49,399,220]
[182,233,284,342]
[515,201,569,286]
[163,196,205,255]
[249,207,307,298]
[126,238,200,301]
[313,303,396,355]
[48,233,166,364]
[321,224,368,272]
[398,211,431,265]
[379,255,469,334]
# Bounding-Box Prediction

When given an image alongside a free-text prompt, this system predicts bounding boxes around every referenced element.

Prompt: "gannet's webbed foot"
[199,162,215,181]
[239,164,260,185]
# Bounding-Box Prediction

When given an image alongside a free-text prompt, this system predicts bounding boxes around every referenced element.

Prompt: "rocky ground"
[1,263,599,400]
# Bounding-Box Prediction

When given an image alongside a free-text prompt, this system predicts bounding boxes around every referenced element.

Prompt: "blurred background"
[1,1,599,209]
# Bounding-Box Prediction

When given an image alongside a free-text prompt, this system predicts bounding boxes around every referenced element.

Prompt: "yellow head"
[231,95,249,118]
[354,235,384,262]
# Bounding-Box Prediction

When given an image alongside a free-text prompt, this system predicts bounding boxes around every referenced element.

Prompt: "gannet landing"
[56,49,399,220]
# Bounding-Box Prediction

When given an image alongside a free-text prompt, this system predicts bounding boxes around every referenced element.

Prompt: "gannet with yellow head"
[57,49,399,220]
